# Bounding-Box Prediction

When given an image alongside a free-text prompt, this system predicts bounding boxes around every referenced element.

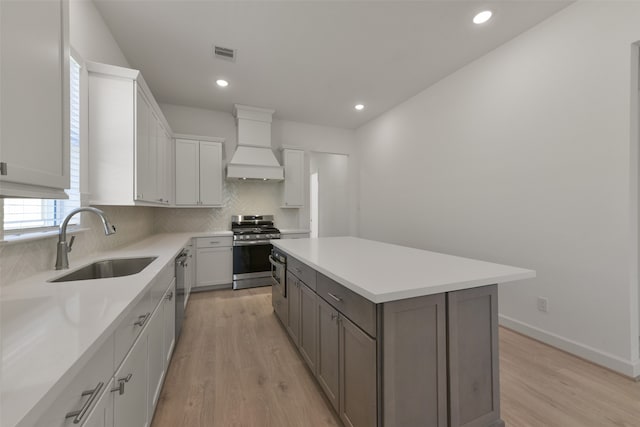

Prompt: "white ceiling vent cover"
[213,45,236,62]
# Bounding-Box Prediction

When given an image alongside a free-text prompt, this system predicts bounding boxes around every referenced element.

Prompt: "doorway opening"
[310,172,319,238]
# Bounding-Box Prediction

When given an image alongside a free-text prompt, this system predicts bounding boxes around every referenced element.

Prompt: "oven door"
[233,240,273,278]
[269,254,286,297]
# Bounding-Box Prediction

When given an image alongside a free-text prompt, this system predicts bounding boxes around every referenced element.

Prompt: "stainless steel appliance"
[269,248,287,297]
[232,215,281,290]
[175,248,189,339]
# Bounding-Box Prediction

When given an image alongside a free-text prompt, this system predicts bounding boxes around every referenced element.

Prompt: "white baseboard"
[499,314,639,379]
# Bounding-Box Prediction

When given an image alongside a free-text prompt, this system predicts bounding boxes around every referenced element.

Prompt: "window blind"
[3,57,82,231]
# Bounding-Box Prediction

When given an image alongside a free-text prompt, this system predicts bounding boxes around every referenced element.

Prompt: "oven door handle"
[269,255,285,268]
[234,240,274,246]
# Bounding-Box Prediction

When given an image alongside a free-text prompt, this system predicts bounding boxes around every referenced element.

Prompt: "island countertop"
[271,236,535,303]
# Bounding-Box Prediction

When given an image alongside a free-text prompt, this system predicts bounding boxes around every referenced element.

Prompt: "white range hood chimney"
[227,104,284,181]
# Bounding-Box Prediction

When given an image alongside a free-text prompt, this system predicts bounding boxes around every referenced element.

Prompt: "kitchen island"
[271,236,535,427]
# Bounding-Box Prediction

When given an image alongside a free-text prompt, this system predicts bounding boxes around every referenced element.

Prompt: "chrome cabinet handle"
[65,381,104,424]
[110,373,132,395]
[327,292,342,303]
[210,241,220,244]
[165,291,174,301]
[330,313,338,321]
[134,312,150,327]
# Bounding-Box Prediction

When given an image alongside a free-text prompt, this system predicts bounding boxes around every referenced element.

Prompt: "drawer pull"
[65,381,104,424]
[165,291,174,301]
[210,241,220,245]
[327,292,342,303]
[295,267,302,273]
[331,313,338,322]
[134,312,150,327]
[111,373,132,395]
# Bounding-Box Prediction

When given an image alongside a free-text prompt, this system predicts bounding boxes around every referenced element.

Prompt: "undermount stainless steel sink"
[49,257,158,283]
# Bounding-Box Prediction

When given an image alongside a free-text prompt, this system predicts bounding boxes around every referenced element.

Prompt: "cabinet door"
[199,141,222,206]
[283,149,304,207]
[147,306,164,418]
[0,0,70,197]
[195,247,233,287]
[286,272,301,345]
[447,285,501,427]
[339,315,377,427]
[163,281,176,365]
[299,283,317,373]
[164,130,174,204]
[383,294,447,427]
[135,89,151,201]
[175,139,199,205]
[146,111,159,202]
[113,328,149,427]
[83,378,114,427]
[155,121,169,204]
[317,297,340,413]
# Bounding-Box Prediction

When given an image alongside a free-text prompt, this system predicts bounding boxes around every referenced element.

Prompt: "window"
[3,57,82,232]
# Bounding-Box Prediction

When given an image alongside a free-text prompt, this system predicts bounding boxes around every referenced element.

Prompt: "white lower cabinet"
[113,325,150,427]
[194,237,233,289]
[82,378,114,427]
[35,268,176,427]
[147,304,165,417]
[34,335,115,427]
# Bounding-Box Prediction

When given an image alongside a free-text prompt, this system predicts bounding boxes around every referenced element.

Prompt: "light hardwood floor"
[152,288,640,427]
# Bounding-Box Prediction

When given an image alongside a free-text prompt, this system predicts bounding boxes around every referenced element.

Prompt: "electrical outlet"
[537,296,549,313]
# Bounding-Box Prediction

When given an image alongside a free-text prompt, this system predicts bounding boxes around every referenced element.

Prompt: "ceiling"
[94,0,572,129]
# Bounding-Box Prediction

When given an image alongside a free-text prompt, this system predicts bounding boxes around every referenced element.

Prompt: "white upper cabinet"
[282,149,305,208]
[175,135,224,207]
[0,0,70,198]
[87,61,173,206]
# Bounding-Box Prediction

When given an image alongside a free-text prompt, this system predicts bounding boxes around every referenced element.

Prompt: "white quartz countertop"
[272,237,536,303]
[0,232,208,427]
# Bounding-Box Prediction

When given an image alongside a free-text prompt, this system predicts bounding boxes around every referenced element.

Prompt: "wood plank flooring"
[151,287,340,427]
[152,288,640,427]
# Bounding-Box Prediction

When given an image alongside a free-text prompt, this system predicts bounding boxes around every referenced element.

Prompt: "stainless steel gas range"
[231,215,281,290]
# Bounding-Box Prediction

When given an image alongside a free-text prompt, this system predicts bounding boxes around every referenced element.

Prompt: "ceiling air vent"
[214,45,236,62]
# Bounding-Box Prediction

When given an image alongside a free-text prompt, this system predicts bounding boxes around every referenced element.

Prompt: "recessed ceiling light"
[473,10,492,24]
[216,79,229,87]
[354,104,365,111]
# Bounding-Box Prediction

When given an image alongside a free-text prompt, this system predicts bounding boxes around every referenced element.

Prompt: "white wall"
[69,0,130,67]
[356,1,640,376]
[159,103,358,233]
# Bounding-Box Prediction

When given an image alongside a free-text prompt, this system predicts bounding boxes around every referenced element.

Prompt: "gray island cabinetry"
[271,237,535,427]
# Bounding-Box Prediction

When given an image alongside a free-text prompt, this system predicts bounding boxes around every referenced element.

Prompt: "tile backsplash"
[154,180,299,232]
[1,181,300,287]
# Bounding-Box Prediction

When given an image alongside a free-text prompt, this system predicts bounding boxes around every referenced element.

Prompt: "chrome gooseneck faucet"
[55,207,116,270]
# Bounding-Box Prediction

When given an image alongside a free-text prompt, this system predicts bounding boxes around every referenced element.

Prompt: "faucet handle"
[68,235,76,252]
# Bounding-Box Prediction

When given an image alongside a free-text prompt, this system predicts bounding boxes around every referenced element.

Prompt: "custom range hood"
[226,104,284,181]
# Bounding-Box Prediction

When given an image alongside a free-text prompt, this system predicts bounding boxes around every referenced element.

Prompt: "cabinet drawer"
[317,273,377,338]
[35,335,115,427]
[196,236,232,248]
[288,256,317,290]
[149,261,174,309]
[114,290,152,368]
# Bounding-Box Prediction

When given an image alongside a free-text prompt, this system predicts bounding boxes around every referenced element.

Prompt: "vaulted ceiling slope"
[95,0,572,129]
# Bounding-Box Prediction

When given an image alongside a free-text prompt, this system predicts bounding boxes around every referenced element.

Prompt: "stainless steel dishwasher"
[175,249,189,340]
